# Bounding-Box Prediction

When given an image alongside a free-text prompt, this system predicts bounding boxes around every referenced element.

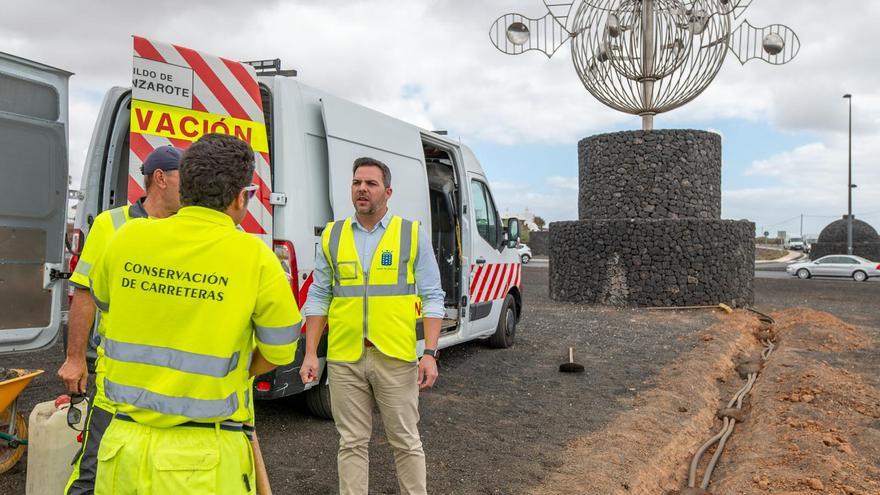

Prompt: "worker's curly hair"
[179,133,255,211]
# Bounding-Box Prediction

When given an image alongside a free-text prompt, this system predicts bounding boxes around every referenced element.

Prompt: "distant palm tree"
[534,216,546,231]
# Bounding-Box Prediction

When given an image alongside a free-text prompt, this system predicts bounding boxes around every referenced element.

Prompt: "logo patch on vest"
[380,250,393,267]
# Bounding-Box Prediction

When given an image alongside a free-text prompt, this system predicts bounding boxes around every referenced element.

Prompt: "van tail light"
[64,229,86,304]
[67,254,80,305]
[68,229,84,256]
[273,239,299,305]
[68,255,80,276]
[876,264,880,270]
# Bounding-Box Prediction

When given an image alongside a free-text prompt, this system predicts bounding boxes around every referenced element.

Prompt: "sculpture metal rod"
[641,0,655,130]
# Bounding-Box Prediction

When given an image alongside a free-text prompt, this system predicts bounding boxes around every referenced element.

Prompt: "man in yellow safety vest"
[61,145,181,494]
[87,133,300,493]
[300,157,445,495]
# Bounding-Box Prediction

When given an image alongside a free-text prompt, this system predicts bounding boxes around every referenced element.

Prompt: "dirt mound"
[531,308,880,495]
[772,307,871,352]
[707,309,880,495]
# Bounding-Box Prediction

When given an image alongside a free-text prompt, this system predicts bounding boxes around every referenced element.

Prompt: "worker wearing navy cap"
[61,145,182,495]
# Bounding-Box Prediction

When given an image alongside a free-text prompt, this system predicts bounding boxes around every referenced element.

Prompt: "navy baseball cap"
[141,146,182,175]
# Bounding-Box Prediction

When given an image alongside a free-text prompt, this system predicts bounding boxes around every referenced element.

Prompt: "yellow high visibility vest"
[69,201,149,413]
[89,206,301,427]
[69,202,147,289]
[322,216,420,362]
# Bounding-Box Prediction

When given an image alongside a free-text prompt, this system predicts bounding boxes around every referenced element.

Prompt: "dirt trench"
[531,308,880,495]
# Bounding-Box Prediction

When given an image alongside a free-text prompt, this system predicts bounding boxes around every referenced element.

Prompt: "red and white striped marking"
[469,263,521,304]
[130,36,272,244]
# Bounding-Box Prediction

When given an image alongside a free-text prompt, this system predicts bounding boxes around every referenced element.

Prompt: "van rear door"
[0,53,71,354]
[319,95,431,230]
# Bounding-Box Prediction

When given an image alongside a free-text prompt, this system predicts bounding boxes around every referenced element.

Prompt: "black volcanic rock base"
[549,219,754,307]
[528,231,550,256]
[551,129,754,307]
[579,130,721,220]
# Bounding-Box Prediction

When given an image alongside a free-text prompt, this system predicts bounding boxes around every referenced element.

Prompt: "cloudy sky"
[3,1,878,237]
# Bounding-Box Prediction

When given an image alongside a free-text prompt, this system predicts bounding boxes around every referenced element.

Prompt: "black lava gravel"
[6,269,871,494]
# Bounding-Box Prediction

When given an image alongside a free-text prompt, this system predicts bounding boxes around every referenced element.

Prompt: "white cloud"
[724,135,880,236]
[3,1,879,233]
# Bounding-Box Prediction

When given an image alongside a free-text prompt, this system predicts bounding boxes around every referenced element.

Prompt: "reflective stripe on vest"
[73,259,92,277]
[103,338,240,378]
[104,378,238,419]
[255,322,302,346]
[324,216,420,362]
[332,284,416,297]
[89,285,109,312]
[110,207,128,230]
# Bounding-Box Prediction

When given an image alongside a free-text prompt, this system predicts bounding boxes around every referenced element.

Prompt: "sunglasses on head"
[243,184,259,200]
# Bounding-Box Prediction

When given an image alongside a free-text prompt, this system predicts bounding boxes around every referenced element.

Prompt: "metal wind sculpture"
[490,0,800,129]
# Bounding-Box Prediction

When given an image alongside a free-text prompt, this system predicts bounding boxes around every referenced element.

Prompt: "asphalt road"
[1,267,878,494]
[530,256,880,283]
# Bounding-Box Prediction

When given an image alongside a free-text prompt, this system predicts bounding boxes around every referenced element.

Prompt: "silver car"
[786,255,880,282]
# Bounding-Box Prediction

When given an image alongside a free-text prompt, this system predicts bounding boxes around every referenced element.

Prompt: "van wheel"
[488,294,517,349]
[304,367,333,420]
[853,270,867,282]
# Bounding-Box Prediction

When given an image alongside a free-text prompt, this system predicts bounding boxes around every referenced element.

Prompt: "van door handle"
[476,257,486,265]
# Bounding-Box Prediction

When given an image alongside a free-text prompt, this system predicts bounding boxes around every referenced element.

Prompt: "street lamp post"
[843,94,853,255]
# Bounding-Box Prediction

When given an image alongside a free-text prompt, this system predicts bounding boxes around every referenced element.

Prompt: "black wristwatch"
[422,348,439,359]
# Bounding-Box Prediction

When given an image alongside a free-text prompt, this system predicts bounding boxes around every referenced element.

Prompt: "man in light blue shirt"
[300,157,444,495]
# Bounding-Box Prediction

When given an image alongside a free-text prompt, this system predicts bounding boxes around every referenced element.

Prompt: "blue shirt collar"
[352,210,393,233]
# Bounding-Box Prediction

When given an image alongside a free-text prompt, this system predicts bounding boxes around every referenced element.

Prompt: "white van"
[0,54,524,418]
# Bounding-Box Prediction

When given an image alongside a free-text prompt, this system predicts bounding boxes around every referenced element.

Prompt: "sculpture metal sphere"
[762,32,785,55]
[506,22,530,46]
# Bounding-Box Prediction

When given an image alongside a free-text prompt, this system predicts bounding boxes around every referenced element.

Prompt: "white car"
[785,237,805,251]
[786,255,880,282]
[517,243,532,264]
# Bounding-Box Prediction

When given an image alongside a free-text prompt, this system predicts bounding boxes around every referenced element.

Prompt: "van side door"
[465,174,508,337]
[0,53,71,353]
[319,95,431,230]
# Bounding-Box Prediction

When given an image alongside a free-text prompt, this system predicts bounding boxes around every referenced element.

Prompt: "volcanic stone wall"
[550,130,754,307]
[549,219,755,306]
[579,130,721,220]
[810,217,880,261]
[528,230,550,256]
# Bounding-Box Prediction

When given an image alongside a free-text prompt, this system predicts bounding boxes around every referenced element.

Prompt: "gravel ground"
[1,269,876,494]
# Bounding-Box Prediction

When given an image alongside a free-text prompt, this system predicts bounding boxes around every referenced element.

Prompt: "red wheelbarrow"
[0,368,43,473]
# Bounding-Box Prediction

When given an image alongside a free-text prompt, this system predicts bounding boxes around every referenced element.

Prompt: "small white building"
[503,208,541,232]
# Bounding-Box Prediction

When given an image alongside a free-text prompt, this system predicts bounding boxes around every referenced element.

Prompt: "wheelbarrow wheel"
[0,410,27,474]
